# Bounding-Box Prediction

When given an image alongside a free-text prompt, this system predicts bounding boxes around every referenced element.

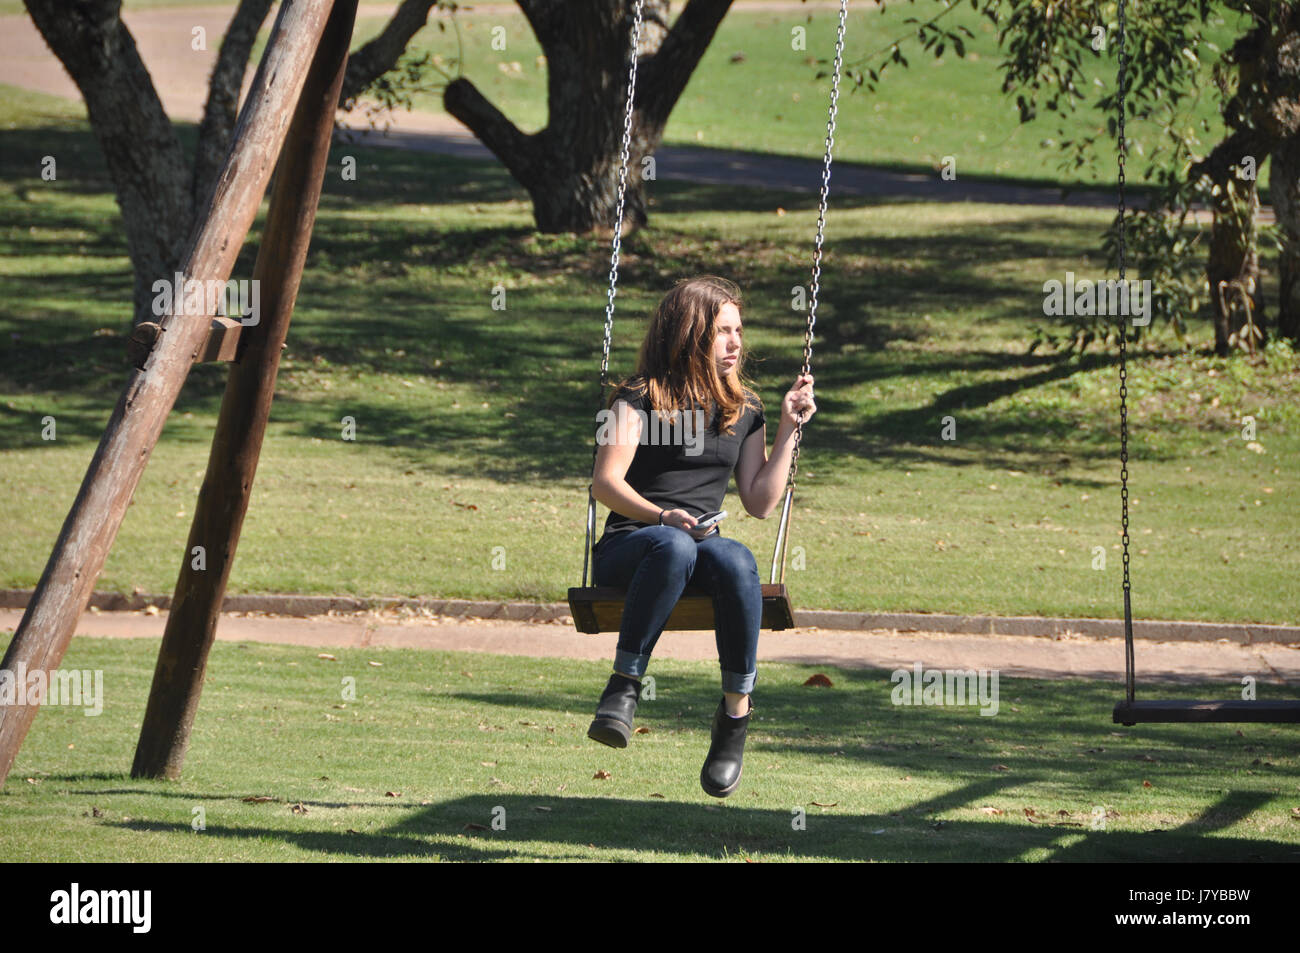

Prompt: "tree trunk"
[446,0,732,233]
[24,0,193,325]
[1207,177,1265,355]
[26,0,454,326]
[1268,13,1300,343]
[1275,128,1300,343]
[192,0,275,213]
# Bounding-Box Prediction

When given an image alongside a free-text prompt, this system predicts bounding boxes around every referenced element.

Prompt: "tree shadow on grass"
[447,664,1300,805]
[32,662,1298,861]
[95,785,1298,861]
[1,121,1170,480]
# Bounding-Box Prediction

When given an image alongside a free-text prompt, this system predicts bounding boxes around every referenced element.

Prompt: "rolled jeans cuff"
[722,668,756,695]
[614,649,651,680]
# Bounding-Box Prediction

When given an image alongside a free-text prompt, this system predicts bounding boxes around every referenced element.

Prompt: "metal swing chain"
[1117,0,1135,703]
[583,0,646,588]
[771,0,848,585]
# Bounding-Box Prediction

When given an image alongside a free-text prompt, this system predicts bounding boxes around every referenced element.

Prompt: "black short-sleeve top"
[594,383,766,549]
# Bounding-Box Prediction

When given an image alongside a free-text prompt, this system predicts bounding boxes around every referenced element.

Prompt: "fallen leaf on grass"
[1142,780,1153,788]
[635,726,650,734]
[317,653,337,661]
[649,793,665,799]
[803,673,834,687]
[994,764,1010,771]
[533,806,552,813]
[810,801,838,807]
[290,802,309,815]
[385,791,401,797]
[242,795,276,803]
[593,770,612,780]
[979,806,1004,815]
[346,828,361,834]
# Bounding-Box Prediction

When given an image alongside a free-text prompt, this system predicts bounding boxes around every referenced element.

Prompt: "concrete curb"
[1,589,1295,645]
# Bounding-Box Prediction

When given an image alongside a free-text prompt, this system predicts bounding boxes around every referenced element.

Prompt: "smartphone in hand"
[694,510,728,529]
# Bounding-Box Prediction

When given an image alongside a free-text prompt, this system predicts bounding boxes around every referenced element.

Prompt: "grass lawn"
[1,636,1296,861]
[1,83,1298,625]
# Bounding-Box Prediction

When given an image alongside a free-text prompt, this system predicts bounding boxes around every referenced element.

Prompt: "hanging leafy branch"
[834,0,1300,357]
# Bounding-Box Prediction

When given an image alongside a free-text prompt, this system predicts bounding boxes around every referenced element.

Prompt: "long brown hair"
[609,276,759,436]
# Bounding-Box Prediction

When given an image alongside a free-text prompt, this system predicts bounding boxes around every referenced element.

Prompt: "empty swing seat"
[1113,699,1300,725]
[568,584,795,634]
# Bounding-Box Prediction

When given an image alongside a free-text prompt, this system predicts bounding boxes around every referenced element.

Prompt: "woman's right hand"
[659,508,697,531]
[661,508,716,540]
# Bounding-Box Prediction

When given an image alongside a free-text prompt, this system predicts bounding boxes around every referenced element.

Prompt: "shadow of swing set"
[1,0,1295,794]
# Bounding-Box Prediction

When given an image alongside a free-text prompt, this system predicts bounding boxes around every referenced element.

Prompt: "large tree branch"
[515,0,567,41]
[338,0,441,105]
[1187,128,1270,185]
[637,0,733,128]
[192,0,274,212]
[444,77,542,187]
[24,0,191,323]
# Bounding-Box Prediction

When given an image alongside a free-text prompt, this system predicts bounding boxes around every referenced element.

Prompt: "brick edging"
[0,589,1295,644]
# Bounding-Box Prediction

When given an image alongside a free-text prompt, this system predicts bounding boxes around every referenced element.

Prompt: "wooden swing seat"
[1113,699,1300,725]
[568,583,794,634]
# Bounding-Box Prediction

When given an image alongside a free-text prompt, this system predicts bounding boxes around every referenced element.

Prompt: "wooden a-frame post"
[132,0,359,780]
[0,0,350,788]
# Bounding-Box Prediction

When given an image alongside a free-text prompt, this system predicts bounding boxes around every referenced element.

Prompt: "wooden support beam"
[0,0,339,789]
[196,317,247,364]
[128,317,247,368]
[131,0,358,780]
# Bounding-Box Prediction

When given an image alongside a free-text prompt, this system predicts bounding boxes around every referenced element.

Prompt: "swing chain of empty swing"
[583,0,645,588]
[1117,0,1135,703]
[771,0,848,584]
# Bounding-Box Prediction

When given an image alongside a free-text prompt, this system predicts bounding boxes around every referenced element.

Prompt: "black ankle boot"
[587,672,642,748]
[700,696,752,798]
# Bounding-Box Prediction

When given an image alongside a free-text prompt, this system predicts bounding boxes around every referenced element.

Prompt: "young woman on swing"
[586,275,817,798]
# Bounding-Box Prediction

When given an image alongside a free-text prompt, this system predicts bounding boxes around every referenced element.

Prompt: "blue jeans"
[592,525,762,695]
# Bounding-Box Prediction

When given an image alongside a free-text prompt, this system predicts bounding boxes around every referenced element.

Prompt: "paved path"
[0,3,1273,220]
[4,607,1297,686]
